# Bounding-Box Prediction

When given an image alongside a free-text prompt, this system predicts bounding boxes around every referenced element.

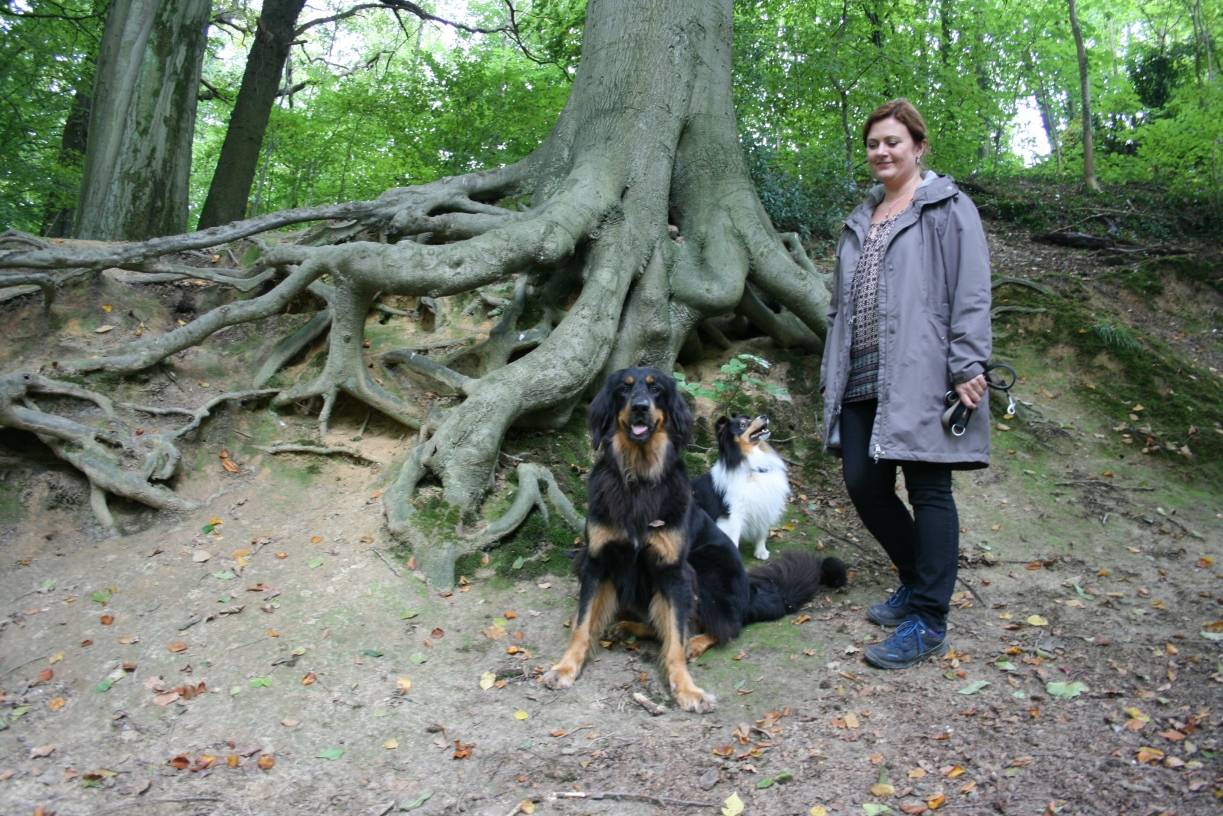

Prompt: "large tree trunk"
[2,0,828,587]
[74,0,211,239]
[1067,0,1102,192]
[196,0,307,230]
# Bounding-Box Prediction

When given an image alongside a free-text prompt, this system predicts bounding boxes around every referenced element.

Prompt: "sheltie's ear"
[660,373,693,450]
[714,416,730,436]
[588,370,623,449]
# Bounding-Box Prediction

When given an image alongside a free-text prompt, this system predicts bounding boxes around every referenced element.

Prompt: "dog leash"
[942,362,1017,437]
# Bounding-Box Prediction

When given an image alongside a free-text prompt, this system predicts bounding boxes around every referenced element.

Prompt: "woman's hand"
[955,374,987,409]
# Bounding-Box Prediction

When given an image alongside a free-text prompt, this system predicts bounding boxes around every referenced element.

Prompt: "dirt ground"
[1,222,1221,816]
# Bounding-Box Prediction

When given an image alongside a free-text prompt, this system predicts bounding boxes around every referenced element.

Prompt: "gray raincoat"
[820,172,992,469]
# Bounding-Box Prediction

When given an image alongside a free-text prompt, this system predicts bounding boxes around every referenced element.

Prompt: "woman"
[820,99,992,669]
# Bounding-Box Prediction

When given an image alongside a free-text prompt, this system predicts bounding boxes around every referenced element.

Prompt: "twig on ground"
[993,276,1054,295]
[1054,479,1155,492]
[545,790,715,808]
[372,548,401,577]
[631,691,667,716]
[91,797,223,815]
[956,576,988,608]
[0,654,49,678]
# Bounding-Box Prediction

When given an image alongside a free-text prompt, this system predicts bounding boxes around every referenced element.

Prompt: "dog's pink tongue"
[632,424,649,436]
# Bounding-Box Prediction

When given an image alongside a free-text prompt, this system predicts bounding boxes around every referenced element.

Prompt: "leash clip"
[943,362,1019,437]
[942,391,972,437]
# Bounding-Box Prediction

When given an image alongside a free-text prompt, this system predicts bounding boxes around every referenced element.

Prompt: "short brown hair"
[862,98,929,148]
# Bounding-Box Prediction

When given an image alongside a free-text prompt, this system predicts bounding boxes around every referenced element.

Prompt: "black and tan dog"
[541,367,846,712]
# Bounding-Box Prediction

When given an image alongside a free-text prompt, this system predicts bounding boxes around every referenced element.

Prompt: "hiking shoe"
[866,585,913,627]
[864,617,947,669]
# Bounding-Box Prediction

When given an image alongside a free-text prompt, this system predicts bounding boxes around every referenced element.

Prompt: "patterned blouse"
[843,212,900,403]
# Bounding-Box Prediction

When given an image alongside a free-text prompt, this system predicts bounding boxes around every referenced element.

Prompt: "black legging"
[840,399,958,629]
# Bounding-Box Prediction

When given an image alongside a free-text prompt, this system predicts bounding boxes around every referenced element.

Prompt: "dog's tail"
[744,551,848,624]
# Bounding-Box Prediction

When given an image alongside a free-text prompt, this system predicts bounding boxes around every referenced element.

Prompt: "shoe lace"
[893,619,920,640]
[886,585,912,608]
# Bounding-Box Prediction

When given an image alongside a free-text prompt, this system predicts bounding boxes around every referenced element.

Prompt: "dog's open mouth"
[748,417,770,442]
[628,421,654,441]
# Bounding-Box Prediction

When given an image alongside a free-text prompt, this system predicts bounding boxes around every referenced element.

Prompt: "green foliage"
[0,0,103,233]
[675,354,790,415]
[189,10,569,219]
[3,0,1219,237]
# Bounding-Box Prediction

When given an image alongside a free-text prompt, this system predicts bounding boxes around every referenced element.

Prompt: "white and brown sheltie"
[691,415,790,561]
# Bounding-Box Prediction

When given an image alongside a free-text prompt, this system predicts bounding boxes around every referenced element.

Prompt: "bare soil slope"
[1,218,1220,816]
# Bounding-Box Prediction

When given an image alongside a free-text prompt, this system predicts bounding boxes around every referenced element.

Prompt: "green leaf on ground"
[400,790,433,811]
[757,771,795,789]
[249,677,273,688]
[409,652,427,665]
[308,557,324,569]
[90,590,111,604]
[959,680,991,695]
[862,805,894,815]
[361,648,384,657]
[1046,680,1089,699]
[317,747,345,760]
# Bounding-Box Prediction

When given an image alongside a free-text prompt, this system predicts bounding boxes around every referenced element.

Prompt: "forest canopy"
[0,0,1219,237]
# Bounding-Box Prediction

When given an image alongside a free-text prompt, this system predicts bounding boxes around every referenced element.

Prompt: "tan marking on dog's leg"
[685,633,717,660]
[585,523,622,559]
[610,620,657,640]
[649,594,715,713]
[645,527,684,566]
[541,581,617,690]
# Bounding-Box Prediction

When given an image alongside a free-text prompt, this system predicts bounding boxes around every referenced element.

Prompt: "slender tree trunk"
[1067,0,1102,192]
[196,0,307,229]
[1025,51,1063,173]
[42,81,92,237]
[74,0,211,239]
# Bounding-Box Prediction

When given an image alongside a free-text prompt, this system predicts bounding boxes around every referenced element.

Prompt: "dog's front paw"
[754,543,771,560]
[674,685,717,713]
[540,664,577,690]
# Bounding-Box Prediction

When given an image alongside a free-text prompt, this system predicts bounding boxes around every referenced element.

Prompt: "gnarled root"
[0,371,196,530]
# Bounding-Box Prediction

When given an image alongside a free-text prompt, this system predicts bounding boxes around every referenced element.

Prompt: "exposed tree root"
[255,443,377,464]
[0,372,195,529]
[0,1,834,583]
[400,461,582,589]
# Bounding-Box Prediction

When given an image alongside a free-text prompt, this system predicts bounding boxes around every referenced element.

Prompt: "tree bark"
[74,0,211,240]
[1067,0,1102,192]
[6,0,830,587]
[196,0,307,230]
[41,78,92,238]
